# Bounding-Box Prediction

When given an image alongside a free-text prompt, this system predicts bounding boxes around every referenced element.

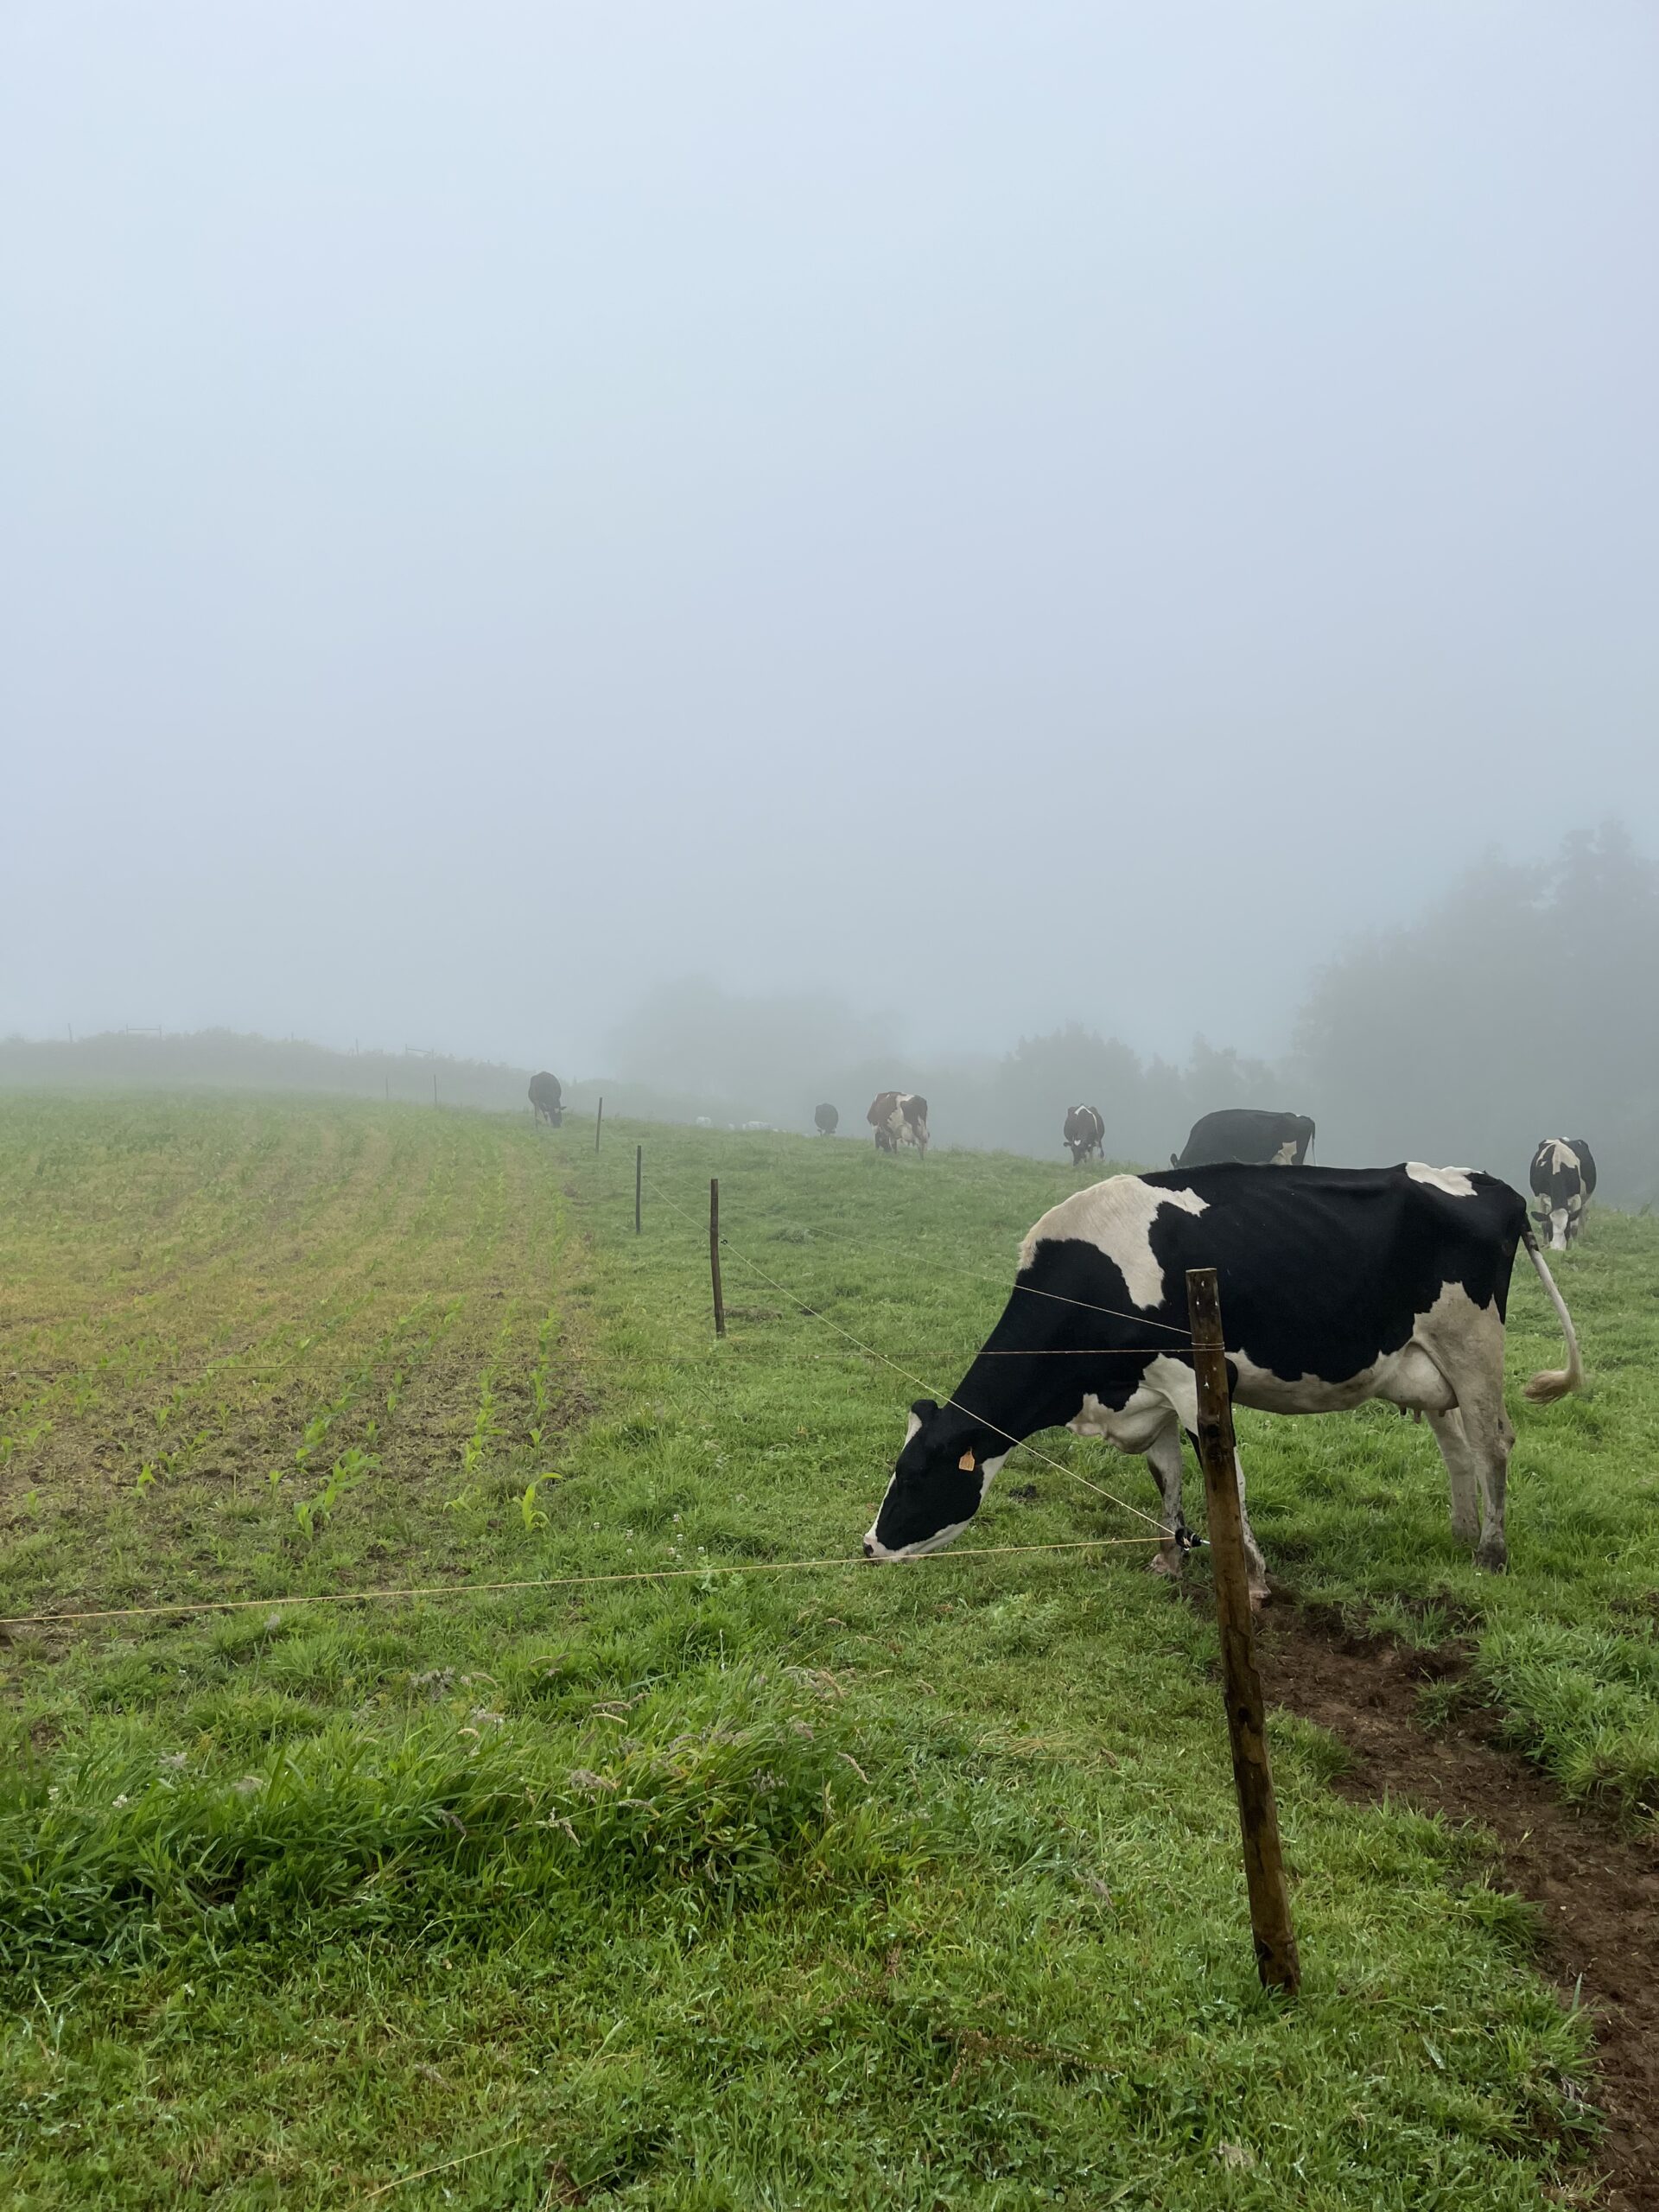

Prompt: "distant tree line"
[1292,823,1656,1206]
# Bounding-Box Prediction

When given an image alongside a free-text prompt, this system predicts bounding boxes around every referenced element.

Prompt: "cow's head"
[863,1398,1007,1560]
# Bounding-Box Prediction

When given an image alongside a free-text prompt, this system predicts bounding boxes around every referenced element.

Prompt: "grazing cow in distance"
[528,1071,563,1127]
[1063,1104,1106,1166]
[868,1092,930,1158]
[1173,1107,1313,1170]
[815,1103,839,1137]
[864,1160,1582,1593]
[1529,1138,1597,1251]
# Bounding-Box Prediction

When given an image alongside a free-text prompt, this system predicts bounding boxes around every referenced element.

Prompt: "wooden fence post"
[1185,1266,1300,1994]
[709,1178,726,1338]
[595,1096,604,1154]
[635,1145,643,1235]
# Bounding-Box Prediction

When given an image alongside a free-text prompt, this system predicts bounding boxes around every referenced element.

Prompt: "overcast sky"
[4,3,1656,1072]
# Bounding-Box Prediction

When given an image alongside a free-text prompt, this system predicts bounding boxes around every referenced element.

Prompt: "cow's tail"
[1520,1224,1584,1403]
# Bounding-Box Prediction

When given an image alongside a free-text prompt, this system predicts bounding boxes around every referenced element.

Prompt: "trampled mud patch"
[1261,1611,1659,2212]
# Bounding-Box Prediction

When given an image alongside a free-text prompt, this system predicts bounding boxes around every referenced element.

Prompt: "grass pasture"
[3,1094,1657,2209]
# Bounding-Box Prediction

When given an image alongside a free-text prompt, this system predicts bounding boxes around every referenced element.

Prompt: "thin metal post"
[709,1178,726,1337]
[1186,1266,1300,1994]
[635,1145,643,1235]
[595,1096,604,1154]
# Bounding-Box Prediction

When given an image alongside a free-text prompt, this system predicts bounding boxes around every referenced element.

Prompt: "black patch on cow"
[1174,1108,1314,1168]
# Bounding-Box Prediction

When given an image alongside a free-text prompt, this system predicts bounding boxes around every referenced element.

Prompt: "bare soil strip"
[1261,1609,1659,2212]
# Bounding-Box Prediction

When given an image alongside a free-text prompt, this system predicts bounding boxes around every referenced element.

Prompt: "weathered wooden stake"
[1186,1266,1300,1994]
[709,1177,726,1338]
[433,1072,438,1109]
[635,1144,643,1235]
[595,1096,604,1154]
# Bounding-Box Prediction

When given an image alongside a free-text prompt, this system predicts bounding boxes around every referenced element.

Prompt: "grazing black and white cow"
[815,1103,839,1137]
[868,1092,930,1158]
[1529,1139,1597,1252]
[864,1162,1581,1593]
[528,1071,563,1127]
[1063,1104,1106,1166]
[1172,1108,1313,1170]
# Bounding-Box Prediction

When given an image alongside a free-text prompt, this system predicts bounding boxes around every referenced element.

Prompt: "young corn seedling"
[518,1480,549,1533]
[294,1447,378,1541]
[527,1306,557,1446]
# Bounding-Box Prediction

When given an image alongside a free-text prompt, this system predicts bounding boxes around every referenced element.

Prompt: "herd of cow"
[528,1064,1598,1590]
[531,1068,1598,1261]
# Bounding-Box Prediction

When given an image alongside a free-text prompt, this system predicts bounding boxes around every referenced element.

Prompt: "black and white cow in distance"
[1063,1104,1106,1166]
[1529,1138,1597,1252]
[528,1071,563,1127]
[1172,1108,1313,1170]
[868,1091,929,1157]
[864,1162,1582,1592]
[815,1103,839,1137]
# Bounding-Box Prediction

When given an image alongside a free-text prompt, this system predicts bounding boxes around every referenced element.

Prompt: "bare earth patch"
[1262,1607,1659,2212]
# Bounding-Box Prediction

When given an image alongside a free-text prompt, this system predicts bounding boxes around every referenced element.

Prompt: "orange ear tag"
[958,1451,976,1471]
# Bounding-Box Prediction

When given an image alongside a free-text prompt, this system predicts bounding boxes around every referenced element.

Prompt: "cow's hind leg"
[1144,1422,1188,1579]
[1465,1394,1515,1573]
[1418,1307,1512,1571]
[1426,1410,1480,1551]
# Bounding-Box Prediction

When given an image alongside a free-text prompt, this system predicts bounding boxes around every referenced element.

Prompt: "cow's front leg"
[1182,1433,1269,1605]
[1232,1450,1270,1605]
[1144,1422,1188,1577]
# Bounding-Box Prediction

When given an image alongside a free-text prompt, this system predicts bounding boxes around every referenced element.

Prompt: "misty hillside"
[7,826,1654,1206]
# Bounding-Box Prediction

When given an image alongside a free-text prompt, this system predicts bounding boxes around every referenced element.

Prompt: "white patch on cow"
[1405,1162,1478,1197]
[862,1514,973,1561]
[1066,1357,1198,1449]
[1548,1205,1570,1252]
[1019,1177,1207,1310]
[1269,1139,1299,1165]
[978,1452,1007,1498]
[903,1409,924,1446]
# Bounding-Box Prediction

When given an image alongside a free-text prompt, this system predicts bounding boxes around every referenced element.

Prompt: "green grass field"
[3,1094,1655,2209]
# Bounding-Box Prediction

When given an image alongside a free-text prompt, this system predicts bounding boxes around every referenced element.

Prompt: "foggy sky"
[5,3,1656,1075]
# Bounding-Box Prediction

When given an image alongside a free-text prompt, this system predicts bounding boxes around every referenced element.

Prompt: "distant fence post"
[1186,1266,1300,1994]
[433,1072,438,1109]
[709,1178,726,1338]
[635,1145,643,1235]
[595,1096,604,1154]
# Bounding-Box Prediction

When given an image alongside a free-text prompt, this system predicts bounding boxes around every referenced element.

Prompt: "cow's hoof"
[1475,1542,1509,1574]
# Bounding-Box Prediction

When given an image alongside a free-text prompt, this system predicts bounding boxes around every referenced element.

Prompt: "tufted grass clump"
[0,1663,911,1978]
